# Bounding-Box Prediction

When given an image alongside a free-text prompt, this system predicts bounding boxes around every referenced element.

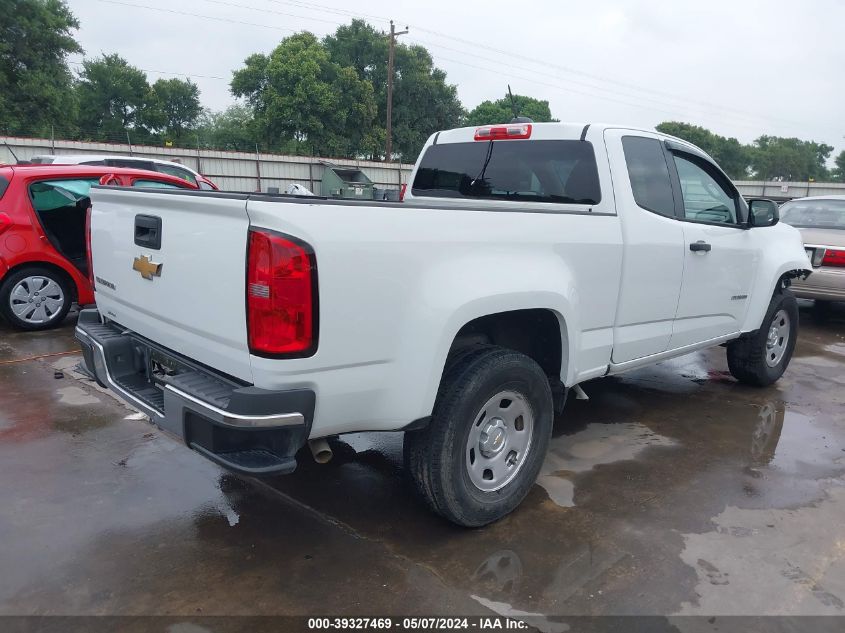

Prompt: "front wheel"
[0,266,72,331]
[727,288,799,387]
[404,346,553,527]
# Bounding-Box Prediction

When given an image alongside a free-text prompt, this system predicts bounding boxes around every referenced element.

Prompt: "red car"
[0,164,197,330]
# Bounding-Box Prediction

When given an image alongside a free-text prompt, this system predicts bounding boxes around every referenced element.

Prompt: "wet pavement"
[1,303,844,626]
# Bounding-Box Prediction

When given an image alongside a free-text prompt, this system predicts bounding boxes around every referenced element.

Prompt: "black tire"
[727,288,798,387]
[0,266,72,331]
[812,300,833,324]
[404,346,553,527]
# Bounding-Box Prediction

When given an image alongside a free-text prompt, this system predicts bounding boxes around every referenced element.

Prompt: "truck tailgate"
[89,188,253,382]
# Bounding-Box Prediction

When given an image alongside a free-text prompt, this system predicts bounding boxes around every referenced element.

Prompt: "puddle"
[539,422,676,507]
[677,485,845,615]
[471,595,569,633]
[56,385,101,406]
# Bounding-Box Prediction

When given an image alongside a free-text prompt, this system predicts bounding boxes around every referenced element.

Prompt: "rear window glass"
[780,199,845,230]
[622,136,676,217]
[0,176,8,200]
[412,140,601,205]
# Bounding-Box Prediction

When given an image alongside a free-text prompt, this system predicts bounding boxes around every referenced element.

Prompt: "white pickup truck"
[76,122,811,526]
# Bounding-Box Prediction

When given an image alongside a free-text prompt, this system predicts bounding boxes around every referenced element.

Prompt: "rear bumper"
[75,309,314,476]
[792,267,845,302]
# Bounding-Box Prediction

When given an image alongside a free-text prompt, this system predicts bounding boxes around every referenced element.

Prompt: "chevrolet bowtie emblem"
[133,255,162,280]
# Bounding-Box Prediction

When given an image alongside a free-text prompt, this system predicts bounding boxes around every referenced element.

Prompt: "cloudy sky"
[69,0,843,156]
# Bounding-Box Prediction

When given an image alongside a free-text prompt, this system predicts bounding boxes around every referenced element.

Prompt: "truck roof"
[432,121,714,162]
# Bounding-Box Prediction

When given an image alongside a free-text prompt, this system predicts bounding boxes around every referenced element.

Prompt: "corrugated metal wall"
[0,136,414,193]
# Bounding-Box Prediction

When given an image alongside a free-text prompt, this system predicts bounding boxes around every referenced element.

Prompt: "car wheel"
[0,266,72,331]
[404,346,553,527]
[727,288,799,387]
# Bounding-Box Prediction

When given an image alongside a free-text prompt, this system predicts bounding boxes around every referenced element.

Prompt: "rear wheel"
[404,346,553,527]
[727,288,798,387]
[0,266,72,331]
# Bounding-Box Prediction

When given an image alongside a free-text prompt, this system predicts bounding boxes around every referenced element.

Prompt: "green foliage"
[0,0,82,136]
[151,78,201,141]
[465,94,557,127]
[195,105,258,151]
[231,32,377,157]
[657,121,835,182]
[323,19,464,160]
[656,121,750,179]
[832,150,845,183]
[76,54,152,139]
[750,135,833,181]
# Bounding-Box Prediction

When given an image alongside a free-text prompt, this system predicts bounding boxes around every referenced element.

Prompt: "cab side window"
[672,154,738,225]
[621,136,675,217]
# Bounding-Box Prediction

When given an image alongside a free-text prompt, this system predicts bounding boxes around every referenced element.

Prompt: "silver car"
[780,196,845,304]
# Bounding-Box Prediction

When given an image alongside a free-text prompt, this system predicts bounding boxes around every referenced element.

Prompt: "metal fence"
[0,136,414,194]
[3,136,844,200]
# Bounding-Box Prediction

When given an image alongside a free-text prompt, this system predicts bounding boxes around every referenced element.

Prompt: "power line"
[68,60,228,81]
[94,0,302,33]
[91,0,805,134]
[233,0,801,127]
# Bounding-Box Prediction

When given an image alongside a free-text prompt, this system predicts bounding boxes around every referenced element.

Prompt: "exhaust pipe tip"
[309,438,333,464]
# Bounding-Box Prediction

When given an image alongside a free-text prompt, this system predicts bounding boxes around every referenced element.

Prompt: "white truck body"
[78,122,811,524]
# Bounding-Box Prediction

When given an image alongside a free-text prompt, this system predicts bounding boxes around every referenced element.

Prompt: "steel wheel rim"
[9,276,65,324]
[764,309,790,368]
[465,390,534,492]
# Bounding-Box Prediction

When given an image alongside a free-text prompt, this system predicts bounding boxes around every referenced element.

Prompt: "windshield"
[780,199,845,230]
[412,140,601,205]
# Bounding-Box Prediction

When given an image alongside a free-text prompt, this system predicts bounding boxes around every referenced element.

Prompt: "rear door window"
[131,179,185,189]
[412,140,601,204]
[154,163,197,185]
[621,136,676,217]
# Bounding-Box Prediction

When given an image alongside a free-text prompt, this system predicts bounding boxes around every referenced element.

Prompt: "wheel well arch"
[448,308,567,379]
[2,260,79,302]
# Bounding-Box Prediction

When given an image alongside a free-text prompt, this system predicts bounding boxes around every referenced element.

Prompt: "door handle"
[689,241,711,252]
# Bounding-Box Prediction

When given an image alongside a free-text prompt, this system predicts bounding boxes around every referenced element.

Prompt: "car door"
[666,145,758,349]
[605,130,686,363]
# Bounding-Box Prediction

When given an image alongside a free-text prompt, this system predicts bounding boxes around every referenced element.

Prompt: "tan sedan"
[780,196,845,303]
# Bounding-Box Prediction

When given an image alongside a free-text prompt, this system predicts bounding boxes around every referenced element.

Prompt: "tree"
[196,105,258,151]
[231,32,377,157]
[656,121,750,179]
[0,0,82,135]
[750,136,832,181]
[76,54,154,140]
[324,19,463,161]
[151,77,201,141]
[465,94,557,127]
[833,150,845,183]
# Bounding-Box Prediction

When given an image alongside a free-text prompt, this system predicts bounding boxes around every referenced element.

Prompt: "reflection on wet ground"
[1,302,844,619]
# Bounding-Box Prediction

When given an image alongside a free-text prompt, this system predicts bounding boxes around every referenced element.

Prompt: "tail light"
[85,207,94,287]
[821,248,845,268]
[399,183,407,201]
[0,212,11,236]
[474,123,532,141]
[247,229,317,356]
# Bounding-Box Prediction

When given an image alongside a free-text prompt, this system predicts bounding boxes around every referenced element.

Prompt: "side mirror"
[747,198,779,227]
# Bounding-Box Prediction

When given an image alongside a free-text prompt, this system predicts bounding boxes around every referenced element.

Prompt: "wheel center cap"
[479,418,507,458]
[767,326,779,348]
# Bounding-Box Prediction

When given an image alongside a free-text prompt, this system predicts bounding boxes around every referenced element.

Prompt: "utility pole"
[385,20,408,162]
